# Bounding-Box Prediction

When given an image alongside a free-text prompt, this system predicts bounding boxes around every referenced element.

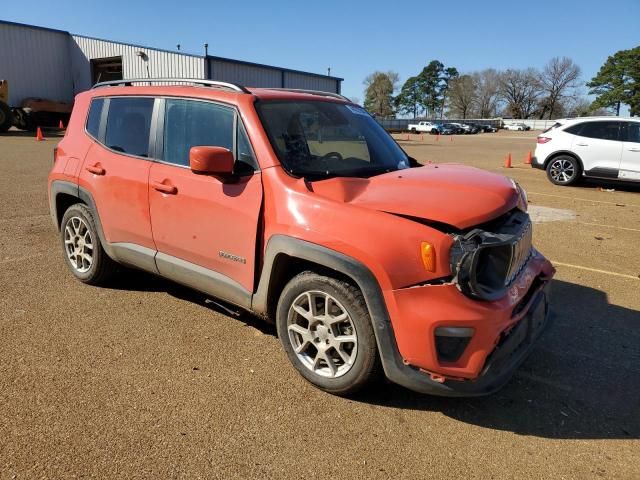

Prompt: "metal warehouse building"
[0,20,343,106]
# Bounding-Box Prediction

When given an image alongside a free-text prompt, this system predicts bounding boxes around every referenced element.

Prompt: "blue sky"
[4,0,639,102]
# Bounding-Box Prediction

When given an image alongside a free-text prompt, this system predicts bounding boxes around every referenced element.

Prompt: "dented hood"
[311,164,519,229]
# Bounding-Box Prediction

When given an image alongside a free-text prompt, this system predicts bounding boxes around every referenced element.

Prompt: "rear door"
[619,122,640,181]
[568,121,623,177]
[148,98,262,294]
[78,96,156,250]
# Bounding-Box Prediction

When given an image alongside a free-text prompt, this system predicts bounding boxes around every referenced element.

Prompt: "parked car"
[504,123,528,131]
[533,116,640,186]
[49,78,554,397]
[447,123,466,134]
[461,123,480,134]
[408,121,439,134]
[478,124,497,133]
[433,123,456,135]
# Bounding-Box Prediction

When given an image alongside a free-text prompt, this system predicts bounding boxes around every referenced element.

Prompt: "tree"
[395,76,423,117]
[539,57,581,119]
[498,68,542,118]
[447,75,477,119]
[473,69,500,118]
[439,67,459,118]
[588,46,640,116]
[363,71,399,118]
[417,61,445,117]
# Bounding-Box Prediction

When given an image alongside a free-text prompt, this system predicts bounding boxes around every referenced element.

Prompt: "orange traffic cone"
[421,134,424,141]
[406,134,410,141]
[36,127,44,141]
[450,135,453,142]
[436,134,440,142]
[504,153,512,168]
[59,119,64,129]
[525,150,532,165]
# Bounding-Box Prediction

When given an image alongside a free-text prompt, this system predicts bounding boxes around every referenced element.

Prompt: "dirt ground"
[1,128,639,479]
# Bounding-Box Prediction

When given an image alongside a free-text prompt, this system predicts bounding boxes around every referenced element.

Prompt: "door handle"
[575,143,589,146]
[629,148,640,152]
[151,180,177,195]
[85,164,105,175]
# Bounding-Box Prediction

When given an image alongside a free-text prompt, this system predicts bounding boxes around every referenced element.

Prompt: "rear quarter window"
[85,98,104,139]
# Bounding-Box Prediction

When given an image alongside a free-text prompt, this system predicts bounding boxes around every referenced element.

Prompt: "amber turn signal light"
[421,242,436,272]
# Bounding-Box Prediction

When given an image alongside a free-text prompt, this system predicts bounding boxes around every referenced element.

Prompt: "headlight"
[511,179,528,212]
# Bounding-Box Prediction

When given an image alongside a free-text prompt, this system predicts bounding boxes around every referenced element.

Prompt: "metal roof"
[0,20,343,82]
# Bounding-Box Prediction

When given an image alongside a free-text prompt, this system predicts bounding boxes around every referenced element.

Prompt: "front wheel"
[276,272,379,396]
[546,155,581,186]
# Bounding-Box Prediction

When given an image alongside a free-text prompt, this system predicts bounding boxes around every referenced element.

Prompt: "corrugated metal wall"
[0,23,74,104]
[209,59,282,88]
[70,36,206,93]
[283,72,339,94]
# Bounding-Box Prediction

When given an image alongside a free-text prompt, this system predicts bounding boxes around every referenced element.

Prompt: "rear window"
[104,97,154,157]
[86,98,104,139]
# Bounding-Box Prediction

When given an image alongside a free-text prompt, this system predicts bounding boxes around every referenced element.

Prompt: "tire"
[410,128,417,134]
[59,203,118,285]
[546,155,581,186]
[276,271,379,396]
[0,101,12,133]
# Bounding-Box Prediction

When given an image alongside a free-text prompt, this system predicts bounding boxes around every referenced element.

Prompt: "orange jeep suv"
[48,79,555,396]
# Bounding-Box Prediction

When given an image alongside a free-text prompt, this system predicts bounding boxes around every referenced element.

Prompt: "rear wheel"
[546,155,581,186]
[60,204,118,285]
[276,272,379,396]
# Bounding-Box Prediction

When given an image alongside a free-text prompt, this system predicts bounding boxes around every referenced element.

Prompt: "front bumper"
[378,251,555,396]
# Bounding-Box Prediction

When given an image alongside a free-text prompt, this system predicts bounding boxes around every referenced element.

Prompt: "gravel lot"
[1,129,639,479]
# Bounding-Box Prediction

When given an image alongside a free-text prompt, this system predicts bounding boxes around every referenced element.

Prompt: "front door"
[619,122,640,181]
[148,98,262,296]
[570,120,623,177]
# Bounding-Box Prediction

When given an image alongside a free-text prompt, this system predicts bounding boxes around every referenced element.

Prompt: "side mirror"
[189,146,234,176]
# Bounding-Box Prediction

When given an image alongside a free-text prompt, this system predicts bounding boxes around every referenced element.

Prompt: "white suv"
[533,117,640,186]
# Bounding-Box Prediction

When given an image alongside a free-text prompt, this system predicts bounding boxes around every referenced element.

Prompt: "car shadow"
[354,278,640,440]
[577,178,640,194]
[105,271,639,440]
[104,268,276,336]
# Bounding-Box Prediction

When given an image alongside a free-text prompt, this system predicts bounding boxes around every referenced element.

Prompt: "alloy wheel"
[549,158,576,184]
[287,290,358,378]
[63,216,94,273]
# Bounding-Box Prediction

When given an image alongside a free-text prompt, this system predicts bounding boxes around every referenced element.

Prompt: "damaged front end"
[449,209,533,301]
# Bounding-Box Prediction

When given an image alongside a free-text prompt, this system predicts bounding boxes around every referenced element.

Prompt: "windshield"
[256,100,410,179]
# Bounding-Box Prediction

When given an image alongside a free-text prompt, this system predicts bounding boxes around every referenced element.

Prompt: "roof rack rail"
[266,88,350,101]
[92,78,250,93]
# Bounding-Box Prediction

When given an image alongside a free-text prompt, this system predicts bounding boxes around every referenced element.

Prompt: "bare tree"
[447,75,477,119]
[498,68,542,119]
[473,69,500,118]
[539,57,581,119]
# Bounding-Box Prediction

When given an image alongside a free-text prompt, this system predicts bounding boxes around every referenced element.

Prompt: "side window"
[236,122,258,174]
[86,98,104,139]
[576,121,621,141]
[104,97,154,157]
[163,99,234,167]
[624,123,640,143]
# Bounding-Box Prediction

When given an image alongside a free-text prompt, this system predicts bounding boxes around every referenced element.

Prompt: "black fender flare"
[251,235,452,394]
[49,180,115,259]
[543,150,584,171]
